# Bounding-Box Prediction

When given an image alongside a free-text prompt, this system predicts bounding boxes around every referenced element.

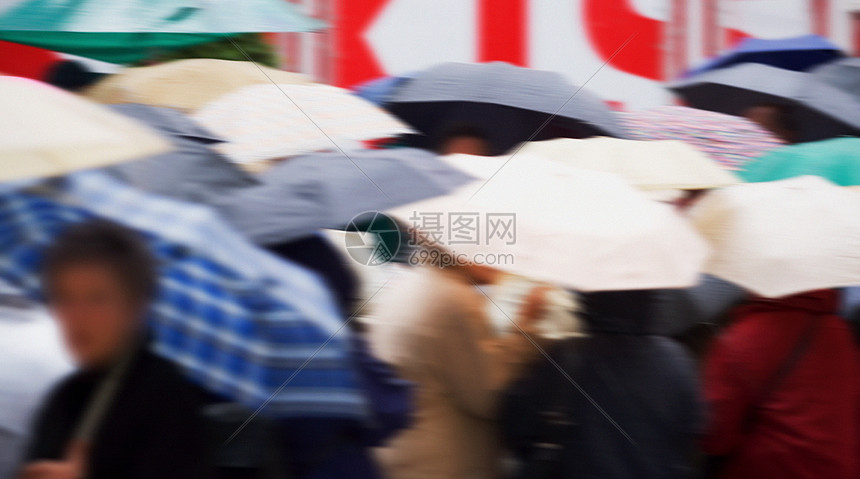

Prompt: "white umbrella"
[691,175,860,298]
[0,77,170,182]
[388,154,709,291]
[193,83,413,167]
[84,59,311,112]
[513,137,740,190]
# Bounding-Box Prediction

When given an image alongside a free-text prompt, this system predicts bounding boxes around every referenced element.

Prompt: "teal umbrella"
[740,137,860,186]
[0,0,324,63]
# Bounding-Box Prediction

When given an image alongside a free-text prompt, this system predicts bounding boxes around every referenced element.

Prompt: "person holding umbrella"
[366,258,549,479]
[19,221,213,479]
[691,177,860,479]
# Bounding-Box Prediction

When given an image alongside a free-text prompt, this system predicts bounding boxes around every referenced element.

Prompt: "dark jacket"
[703,290,860,479]
[502,289,702,479]
[25,348,212,479]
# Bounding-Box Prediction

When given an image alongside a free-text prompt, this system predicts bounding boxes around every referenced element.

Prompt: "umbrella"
[0,171,367,418]
[388,154,709,291]
[85,59,310,112]
[811,57,860,99]
[620,106,784,170]
[740,137,860,186]
[668,63,860,142]
[386,62,627,155]
[0,0,324,64]
[213,148,476,245]
[103,104,257,201]
[691,175,860,298]
[194,83,414,166]
[0,77,170,182]
[653,274,747,336]
[685,34,844,76]
[353,75,413,106]
[513,137,740,190]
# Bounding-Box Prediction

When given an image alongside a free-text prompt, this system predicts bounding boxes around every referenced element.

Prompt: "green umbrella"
[0,0,324,64]
[740,137,860,186]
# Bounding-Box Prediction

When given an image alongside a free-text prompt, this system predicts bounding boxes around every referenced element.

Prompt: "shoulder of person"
[39,368,93,405]
[129,350,216,406]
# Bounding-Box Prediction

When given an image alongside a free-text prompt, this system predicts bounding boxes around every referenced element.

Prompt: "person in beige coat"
[366,263,547,479]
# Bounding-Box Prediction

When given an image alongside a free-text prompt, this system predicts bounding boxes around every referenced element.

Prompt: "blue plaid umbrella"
[0,172,367,419]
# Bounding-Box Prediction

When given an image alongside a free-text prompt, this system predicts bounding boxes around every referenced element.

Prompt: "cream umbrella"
[388,153,709,292]
[84,59,310,112]
[691,175,860,298]
[193,83,413,167]
[0,77,170,182]
[513,137,740,190]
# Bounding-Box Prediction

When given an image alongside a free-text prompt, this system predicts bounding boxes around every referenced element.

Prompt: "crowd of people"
[8,115,859,479]
[3,51,860,479]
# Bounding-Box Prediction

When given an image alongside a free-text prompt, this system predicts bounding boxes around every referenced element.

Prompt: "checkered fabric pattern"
[0,172,367,419]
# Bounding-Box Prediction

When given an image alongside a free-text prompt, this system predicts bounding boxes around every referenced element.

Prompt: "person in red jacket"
[702,289,860,479]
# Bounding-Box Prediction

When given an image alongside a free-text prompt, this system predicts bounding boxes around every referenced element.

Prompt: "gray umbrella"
[811,57,860,99]
[212,148,476,245]
[105,104,257,202]
[654,274,747,336]
[386,62,627,154]
[668,63,860,142]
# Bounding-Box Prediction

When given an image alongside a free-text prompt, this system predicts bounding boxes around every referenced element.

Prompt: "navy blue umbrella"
[685,34,844,77]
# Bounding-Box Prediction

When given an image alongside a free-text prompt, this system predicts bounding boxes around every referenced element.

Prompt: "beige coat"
[366,266,538,479]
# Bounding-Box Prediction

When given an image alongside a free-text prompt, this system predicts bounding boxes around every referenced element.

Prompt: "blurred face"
[743,105,795,143]
[47,263,143,368]
[440,135,492,156]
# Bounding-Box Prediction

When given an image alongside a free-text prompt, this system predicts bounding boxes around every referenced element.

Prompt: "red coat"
[703,290,860,479]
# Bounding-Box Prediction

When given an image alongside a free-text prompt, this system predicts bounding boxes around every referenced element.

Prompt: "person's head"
[41,221,157,368]
[673,189,708,212]
[436,124,492,156]
[742,103,798,144]
[43,60,105,92]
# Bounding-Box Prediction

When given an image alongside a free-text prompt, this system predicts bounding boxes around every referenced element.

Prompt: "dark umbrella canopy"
[811,57,860,99]
[104,104,257,201]
[386,62,627,154]
[669,63,860,142]
[654,275,747,337]
[212,148,476,245]
[685,34,844,76]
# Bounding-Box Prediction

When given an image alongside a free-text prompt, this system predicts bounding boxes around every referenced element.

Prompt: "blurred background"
[2,0,860,108]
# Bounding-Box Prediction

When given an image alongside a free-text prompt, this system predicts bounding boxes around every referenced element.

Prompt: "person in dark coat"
[501,289,702,479]
[702,289,860,479]
[19,221,212,479]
